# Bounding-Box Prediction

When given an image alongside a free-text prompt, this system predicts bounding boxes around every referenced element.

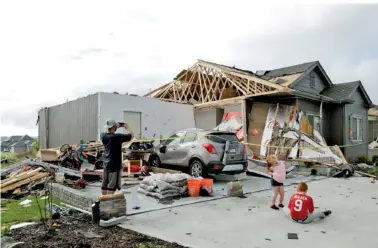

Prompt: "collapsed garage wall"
[194,108,224,130]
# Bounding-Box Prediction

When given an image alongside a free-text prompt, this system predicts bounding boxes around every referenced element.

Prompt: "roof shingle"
[259,61,318,77]
[321,81,360,101]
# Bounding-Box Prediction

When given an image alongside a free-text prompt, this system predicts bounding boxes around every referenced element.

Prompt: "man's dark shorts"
[101,166,122,192]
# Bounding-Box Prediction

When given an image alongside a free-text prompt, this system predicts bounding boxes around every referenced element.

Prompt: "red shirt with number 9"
[288,193,315,220]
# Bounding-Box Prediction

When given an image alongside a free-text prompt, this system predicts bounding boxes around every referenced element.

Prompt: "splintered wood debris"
[0,162,52,194]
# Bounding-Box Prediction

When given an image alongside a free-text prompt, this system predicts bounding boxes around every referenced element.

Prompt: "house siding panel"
[195,108,224,130]
[40,94,99,148]
[38,108,48,149]
[293,69,327,95]
[343,89,368,162]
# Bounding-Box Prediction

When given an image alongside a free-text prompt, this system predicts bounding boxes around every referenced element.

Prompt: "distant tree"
[31,140,39,155]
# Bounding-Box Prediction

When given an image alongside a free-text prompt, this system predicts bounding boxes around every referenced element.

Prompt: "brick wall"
[49,183,94,212]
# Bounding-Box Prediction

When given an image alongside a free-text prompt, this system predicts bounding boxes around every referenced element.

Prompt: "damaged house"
[146,60,374,162]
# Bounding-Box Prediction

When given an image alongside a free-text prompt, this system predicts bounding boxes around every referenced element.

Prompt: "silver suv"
[149,128,248,177]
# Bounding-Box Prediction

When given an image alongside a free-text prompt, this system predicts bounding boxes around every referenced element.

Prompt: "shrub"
[355,155,372,165]
[372,155,378,164]
[368,167,378,176]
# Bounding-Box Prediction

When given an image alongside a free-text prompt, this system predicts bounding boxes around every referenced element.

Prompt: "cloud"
[0,1,377,136]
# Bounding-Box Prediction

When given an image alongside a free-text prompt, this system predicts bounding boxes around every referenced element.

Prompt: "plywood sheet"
[247,102,270,156]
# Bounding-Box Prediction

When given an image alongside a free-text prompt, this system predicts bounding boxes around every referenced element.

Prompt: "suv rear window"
[206,133,239,144]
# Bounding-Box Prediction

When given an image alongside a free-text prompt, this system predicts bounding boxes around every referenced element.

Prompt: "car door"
[159,132,184,165]
[175,132,197,166]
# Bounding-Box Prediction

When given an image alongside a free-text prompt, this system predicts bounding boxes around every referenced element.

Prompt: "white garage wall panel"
[98,93,195,141]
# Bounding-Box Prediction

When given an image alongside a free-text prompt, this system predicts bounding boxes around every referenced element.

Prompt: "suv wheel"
[149,155,161,167]
[190,160,207,178]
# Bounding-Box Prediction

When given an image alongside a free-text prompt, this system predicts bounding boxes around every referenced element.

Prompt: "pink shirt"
[272,161,286,183]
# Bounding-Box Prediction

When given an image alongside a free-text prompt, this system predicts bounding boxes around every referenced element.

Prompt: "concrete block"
[226,181,244,197]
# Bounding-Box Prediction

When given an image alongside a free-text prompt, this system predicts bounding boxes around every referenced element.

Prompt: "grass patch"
[0,196,62,235]
[0,153,21,169]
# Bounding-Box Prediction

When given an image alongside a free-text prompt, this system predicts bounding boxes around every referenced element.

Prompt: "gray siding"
[98,93,195,141]
[293,69,327,95]
[343,88,368,161]
[195,108,224,130]
[39,94,99,148]
[38,108,48,149]
[224,104,242,113]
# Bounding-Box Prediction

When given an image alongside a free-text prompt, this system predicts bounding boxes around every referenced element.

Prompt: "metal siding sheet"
[38,108,47,149]
[46,94,98,148]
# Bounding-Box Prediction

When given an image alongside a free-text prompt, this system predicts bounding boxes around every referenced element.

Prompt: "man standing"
[101,119,134,195]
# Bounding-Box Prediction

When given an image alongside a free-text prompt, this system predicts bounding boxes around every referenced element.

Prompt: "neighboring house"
[0,135,36,153]
[368,107,378,142]
[148,60,375,162]
[254,62,374,162]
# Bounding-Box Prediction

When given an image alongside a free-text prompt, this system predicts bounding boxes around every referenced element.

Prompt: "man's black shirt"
[101,132,132,172]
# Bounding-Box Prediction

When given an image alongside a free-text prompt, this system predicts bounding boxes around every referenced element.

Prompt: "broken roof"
[321,81,373,107]
[257,61,333,88]
[145,59,289,104]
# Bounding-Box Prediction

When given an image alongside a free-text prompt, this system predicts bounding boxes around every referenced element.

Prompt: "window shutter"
[361,117,364,141]
[349,114,352,141]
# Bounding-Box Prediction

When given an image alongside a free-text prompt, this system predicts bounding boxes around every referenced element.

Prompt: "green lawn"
[0,152,23,170]
[1,196,62,235]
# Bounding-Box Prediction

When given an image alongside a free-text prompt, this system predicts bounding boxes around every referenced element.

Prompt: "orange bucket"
[201,178,214,195]
[187,178,202,197]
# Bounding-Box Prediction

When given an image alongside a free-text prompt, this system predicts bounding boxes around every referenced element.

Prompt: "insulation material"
[260,104,343,164]
[214,112,244,141]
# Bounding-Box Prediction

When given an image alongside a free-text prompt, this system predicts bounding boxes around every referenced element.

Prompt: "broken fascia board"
[194,97,245,110]
[194,89,293,110]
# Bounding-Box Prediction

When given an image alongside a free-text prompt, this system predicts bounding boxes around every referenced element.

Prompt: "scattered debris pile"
[0,161,53,198]
[137,173,191,200]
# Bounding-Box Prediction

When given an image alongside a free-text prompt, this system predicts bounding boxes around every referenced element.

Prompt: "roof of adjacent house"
[11,140,34,147]
[258,61,317,77]
[321,81,373,107]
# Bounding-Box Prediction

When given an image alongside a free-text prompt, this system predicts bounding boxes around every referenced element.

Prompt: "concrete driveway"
[119,177,378,248]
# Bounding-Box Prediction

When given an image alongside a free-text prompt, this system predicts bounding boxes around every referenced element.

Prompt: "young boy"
[286,182,332,223]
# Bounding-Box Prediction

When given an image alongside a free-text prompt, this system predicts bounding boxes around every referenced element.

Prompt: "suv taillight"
[203,143,217,154]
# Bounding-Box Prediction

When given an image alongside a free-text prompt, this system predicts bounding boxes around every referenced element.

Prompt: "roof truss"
[144,59,288,104]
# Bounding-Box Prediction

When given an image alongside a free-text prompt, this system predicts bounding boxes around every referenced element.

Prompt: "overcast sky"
[0,0,377,137]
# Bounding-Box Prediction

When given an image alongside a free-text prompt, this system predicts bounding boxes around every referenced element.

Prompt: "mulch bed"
[10,213,186,248]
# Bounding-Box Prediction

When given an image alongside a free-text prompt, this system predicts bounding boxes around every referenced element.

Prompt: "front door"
[123,111,142,139]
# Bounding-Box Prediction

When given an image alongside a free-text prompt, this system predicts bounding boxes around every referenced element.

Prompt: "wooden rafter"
[145,59,289,104]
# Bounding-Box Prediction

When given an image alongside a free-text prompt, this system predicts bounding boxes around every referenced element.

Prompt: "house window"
[310,72,315,88]
[351,116,363,141]
[307,114,321,131]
